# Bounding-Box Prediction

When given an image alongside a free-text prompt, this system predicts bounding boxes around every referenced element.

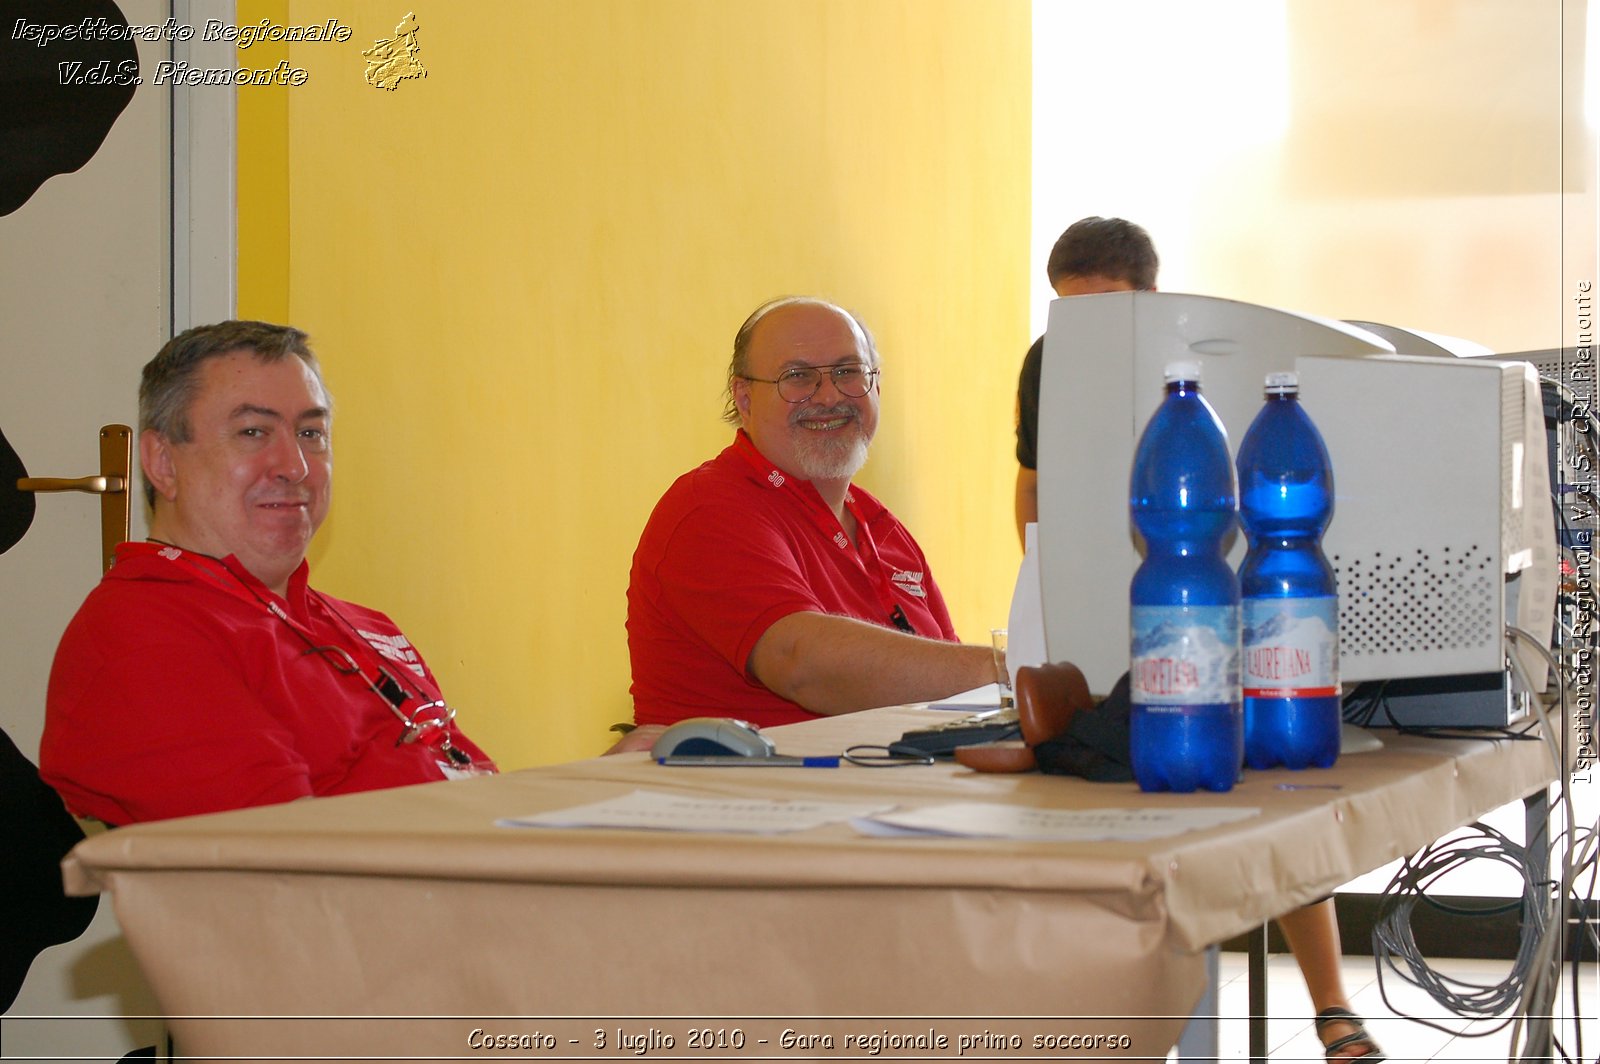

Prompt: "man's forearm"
[749,611,1000,716]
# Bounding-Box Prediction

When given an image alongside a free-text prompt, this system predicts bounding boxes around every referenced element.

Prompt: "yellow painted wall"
[238,1,1031,767]
[236,2,289,324]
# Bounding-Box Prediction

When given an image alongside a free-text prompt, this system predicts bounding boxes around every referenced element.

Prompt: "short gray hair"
[138,320,329,506]
[721,297,878,424]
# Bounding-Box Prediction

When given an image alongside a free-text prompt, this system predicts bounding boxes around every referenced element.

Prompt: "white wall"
[0,0,235,1056]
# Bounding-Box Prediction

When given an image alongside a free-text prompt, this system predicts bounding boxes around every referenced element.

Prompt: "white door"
[0,0,233,1056]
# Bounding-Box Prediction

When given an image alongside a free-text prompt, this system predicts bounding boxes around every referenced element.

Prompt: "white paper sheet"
[854,802,1259,842]
[923,685,1009,711]
[1006,522,1047,673]
[498,789,895,835]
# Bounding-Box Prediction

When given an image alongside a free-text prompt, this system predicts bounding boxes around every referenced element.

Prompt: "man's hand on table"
[603,725,666,755]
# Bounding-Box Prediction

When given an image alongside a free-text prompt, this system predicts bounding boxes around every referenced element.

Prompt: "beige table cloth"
[62,706,1561,1060]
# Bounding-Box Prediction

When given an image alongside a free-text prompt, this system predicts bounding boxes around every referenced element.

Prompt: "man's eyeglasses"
[739,361,879,404]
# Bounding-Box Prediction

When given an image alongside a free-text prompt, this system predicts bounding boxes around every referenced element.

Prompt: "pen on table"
[657,755,841,768]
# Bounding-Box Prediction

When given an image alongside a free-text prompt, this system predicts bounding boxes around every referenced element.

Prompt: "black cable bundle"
[1371,822,1550,1034]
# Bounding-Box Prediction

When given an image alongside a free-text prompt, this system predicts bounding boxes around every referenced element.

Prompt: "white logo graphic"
[358,628,427,678]
[767,470,785,488]
[890,569,926,598]
[833,532,849,549]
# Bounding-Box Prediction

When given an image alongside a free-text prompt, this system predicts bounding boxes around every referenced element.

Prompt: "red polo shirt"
[627,432,958,728]
[41,542,494,825]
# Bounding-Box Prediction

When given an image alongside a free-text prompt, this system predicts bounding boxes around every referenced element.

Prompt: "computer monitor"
[1034,292,1556,720]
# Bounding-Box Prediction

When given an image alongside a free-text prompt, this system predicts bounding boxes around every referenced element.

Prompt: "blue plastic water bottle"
[1128,361,1242,793]
[1236,372,1341,770]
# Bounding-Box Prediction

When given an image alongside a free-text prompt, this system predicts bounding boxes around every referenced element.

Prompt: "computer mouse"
[650,717,776,758]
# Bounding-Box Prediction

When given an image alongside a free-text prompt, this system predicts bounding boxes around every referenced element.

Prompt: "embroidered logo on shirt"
[833,531,849,550]
[358,628,428,678]
[157,546,182,560]
[767,470,785,488]
[891,569,927,598]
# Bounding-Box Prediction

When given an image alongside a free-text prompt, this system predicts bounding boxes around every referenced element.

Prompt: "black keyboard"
[892,710,1022,757]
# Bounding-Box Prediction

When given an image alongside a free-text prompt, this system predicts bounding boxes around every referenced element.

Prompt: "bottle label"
[1242,595,1339,698]
[1130,604,1240,708]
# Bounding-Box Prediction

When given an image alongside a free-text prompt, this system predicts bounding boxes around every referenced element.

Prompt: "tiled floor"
[1207,952,1599,1062]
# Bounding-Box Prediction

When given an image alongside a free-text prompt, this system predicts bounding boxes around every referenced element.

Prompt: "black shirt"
[1015,334,1044,470]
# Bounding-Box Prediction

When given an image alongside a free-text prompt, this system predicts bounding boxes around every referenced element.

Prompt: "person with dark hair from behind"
[1013,216,1159,543]
[1014,218,1384,1061]
[40,321,654,827]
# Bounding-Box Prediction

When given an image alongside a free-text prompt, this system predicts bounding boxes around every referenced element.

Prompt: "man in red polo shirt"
[40,321,500,825]
[627,297,999,728]
[42,320,652,826]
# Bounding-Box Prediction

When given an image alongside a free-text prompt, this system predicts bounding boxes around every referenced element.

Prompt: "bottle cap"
[1164,360,1202,383]
[1264,371,1298,395]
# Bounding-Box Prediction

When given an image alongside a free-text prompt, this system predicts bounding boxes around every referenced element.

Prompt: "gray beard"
[791,427,870,481]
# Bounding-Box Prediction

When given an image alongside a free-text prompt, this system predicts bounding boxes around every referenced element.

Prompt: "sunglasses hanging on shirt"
[302,643,473,767]
[141,539,484,771]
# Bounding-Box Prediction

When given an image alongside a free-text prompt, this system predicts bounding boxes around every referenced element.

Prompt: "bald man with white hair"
[626,297,998,728]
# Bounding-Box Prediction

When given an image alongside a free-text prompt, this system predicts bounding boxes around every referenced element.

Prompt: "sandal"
[1314,1007,1387,1062]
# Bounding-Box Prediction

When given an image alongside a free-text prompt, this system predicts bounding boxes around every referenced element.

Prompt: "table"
[62,706,1562,1061]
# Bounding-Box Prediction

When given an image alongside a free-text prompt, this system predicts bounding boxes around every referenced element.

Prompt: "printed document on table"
[498,789,894,835]
[854,802,1259,842]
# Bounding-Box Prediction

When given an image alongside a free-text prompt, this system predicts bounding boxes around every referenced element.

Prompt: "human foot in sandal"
[1314,1006,1387,1062]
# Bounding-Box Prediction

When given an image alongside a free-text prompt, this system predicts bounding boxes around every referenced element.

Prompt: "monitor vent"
[1499,379,1520,565]
[1333,546,1498,657]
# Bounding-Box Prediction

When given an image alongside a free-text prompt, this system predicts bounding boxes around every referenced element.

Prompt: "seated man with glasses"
[627,296,999,728]
[41,321,648,826]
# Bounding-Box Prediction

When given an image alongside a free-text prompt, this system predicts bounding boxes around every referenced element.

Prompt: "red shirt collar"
[114,541,313,615]
[730,429,886,516]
